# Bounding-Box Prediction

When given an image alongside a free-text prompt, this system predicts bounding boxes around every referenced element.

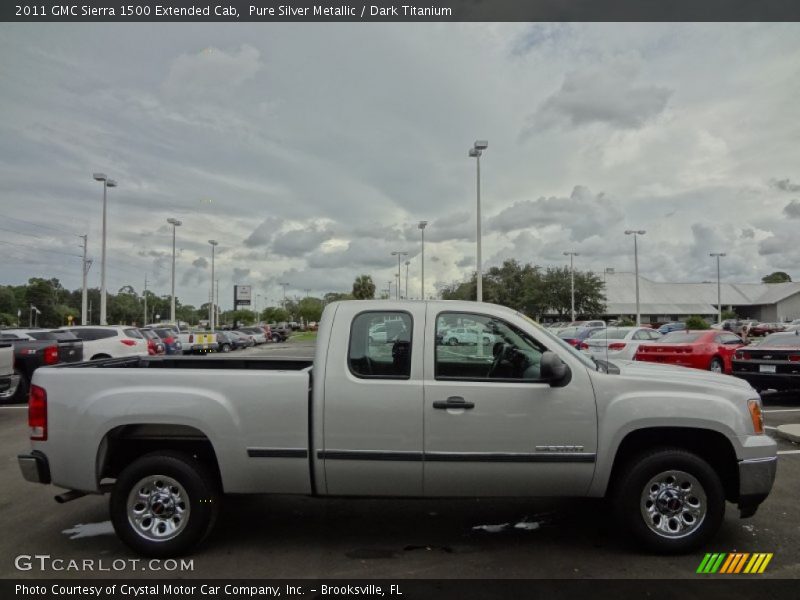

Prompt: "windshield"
[760,333,800,347]
[517,312,596,370]
[588,328,629,340]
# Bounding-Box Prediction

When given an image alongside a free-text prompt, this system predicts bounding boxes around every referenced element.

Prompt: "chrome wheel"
[640,470,706,539]
[709,359,723,373]
[127,475,190,542]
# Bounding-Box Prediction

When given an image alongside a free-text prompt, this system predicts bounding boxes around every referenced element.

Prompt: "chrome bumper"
[0,373,20,400]
[18,451,51,484]
[738,455,777,518]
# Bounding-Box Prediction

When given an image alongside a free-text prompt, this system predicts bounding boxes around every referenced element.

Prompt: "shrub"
[685,315,710,330]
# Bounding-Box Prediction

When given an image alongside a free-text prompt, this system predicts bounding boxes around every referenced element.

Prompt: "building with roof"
[597,271,800,324]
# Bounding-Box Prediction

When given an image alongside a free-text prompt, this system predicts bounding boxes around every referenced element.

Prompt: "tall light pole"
[208,240,218,330]
[93,173,117,325]
[79,235,91,325]
[418,221,428,300]
[469,140,488,302]
[710,252,726,324]
[391,251,408,300]
[167,218,182,323]
[625,230,646,325]
[405,260,410,299]
[387,280,393,300]
[279,282,289,311]
[563,251,580,322]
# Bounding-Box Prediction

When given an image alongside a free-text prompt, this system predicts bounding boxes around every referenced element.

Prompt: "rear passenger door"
[321,303,425,496]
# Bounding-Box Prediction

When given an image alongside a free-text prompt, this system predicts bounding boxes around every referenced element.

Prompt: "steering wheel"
[488,342,510,378]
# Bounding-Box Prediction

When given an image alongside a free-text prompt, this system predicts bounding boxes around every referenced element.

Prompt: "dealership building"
[599,271,800,324]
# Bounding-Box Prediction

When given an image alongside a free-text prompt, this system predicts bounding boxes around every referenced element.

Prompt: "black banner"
[2,579,794,600]
[3,0,800,22]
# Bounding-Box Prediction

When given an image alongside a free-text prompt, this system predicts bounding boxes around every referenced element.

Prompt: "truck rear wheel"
[613,448,725,554]
[110,451,219,557]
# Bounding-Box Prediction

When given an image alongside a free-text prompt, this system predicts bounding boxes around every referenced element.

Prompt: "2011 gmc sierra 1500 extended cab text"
[18,300,777,557]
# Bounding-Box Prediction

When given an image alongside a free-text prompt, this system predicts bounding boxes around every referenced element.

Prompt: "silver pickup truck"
[18,300,776,557]
[0,342,20,403]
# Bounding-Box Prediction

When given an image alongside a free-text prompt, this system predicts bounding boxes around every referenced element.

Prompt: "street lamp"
[624,230,646,325]
[391,251,408,300]
[563,252,580,322]
[469,140,488,302]
[405,260,410,299]
[93,173,117,325]
[710,253,727,324]
[167,218,182,323]
[208,240,218,330]
[418,221,428,300]
[279,282,290,310]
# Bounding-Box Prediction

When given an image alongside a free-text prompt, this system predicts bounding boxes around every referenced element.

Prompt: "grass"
[289,330,318,342]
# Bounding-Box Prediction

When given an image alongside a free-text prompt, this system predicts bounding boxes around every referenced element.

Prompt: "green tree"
[352,275,376,299]
[542,266,606,319]
[297,297,323,322]
[228,310,256,326]
[261,306,290,323]
[323,292,354,304]
[721,309,737,320]
[685,315,710,330]
[762,271,791,283]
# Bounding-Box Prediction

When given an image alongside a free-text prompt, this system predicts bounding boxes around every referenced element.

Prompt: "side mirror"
[540,351,572,387]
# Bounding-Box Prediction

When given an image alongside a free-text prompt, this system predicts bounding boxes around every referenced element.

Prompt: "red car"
[634,330,744,374]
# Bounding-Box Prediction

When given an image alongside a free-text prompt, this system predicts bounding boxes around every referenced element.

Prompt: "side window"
[435,312,546,381]
[718,333,743,345]
[348,312,412,379]
[632,330,649,340]
[124,328,143,339]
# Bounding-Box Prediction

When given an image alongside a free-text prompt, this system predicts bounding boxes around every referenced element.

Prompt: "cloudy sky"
[1,22,799,309]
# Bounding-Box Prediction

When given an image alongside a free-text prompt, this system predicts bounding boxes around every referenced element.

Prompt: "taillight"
[735,351,750,360]
[579,341,589,350]
[608,343,626,351]
[189,334,194,343]
[120,339,136,346]
[165,337,175,345]
[29,385,47,441]
[43,345,59,365]
[789,355,800,362]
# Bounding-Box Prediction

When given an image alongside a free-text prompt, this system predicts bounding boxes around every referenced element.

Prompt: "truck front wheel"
[614,448,725,554]
[110,451,219,557]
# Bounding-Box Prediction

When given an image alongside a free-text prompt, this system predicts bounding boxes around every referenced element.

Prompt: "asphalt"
[0,340,797,580]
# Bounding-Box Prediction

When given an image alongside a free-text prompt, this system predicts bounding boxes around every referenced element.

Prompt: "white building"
[599,271,800,323]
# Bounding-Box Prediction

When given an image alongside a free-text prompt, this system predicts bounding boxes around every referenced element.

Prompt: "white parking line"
[0,406,26,409]
[762,408,800,413]
[778,450,800,455]
[764,425,777,431]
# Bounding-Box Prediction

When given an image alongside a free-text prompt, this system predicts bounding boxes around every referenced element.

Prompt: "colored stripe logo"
[697,553,773,574]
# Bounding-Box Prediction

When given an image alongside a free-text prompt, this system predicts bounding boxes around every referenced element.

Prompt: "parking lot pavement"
[1,367,798,580]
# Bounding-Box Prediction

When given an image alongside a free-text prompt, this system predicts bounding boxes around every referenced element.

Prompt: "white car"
[368,324,388,344]
[581,326,663,360]
[60,326,148,360]
[442,327,496,346]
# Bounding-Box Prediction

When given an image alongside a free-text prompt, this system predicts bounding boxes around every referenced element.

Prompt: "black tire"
[448,337,459,346]
[613,448,725,554]
[91,354,111,360]
[709,357,724,373]
[9,370,28,404]
[272,334,280,343]
[110,451,220,557]
[220,344,231,353]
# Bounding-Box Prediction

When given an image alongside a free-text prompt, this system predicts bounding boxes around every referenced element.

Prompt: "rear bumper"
[18,451,51,484]
[732,371,800,390]
[738,455,777,517]
[0,373,21,400]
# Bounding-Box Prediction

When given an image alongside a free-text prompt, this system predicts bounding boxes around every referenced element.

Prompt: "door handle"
[433,396,475,410]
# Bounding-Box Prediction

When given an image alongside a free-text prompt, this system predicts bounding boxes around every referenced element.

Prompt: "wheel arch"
[97,423,223,491]
[605,427,739,503]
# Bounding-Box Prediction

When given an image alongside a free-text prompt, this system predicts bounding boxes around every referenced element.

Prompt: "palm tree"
[352,275,376,300]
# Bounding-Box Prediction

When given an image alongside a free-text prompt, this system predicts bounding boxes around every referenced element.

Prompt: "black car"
[215,331,235,353]
[0,329,83,403]
[731,331,800,392]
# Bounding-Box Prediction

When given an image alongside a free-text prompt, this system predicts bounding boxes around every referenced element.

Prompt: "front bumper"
[738,455,777,517]
[18,451,51,484]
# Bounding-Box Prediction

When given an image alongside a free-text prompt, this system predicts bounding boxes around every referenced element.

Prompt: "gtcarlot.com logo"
[697,553,773,574]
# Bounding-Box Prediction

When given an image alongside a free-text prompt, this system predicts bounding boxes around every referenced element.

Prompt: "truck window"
[349,312,412,379]
[435,312,547,381]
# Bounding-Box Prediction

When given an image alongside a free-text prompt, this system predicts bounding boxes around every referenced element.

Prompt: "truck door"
[423,309,597,497]
[321,304,425,496]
